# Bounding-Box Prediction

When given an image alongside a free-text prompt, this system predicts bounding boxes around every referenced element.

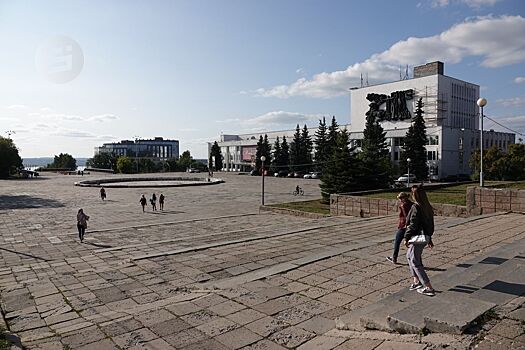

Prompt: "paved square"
[1,172,524,349]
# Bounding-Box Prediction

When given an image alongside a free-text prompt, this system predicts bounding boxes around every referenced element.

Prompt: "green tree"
[210,141,223,171]
[47,153,77,169]
[314,117,329,171]
[271,136,282,172]
[399,98,428,180]
[280,136,290,172]
[359,103,391,189]
[289,124,302,171]
[320,128,358,202]
[255,134,271,172]
[116,156,133,173]
[326,116,339,159]
[301,124,313,172]
[0,136,23,178]
[506,143,525,180]
[86,152,118,171]
[177,150,193,171]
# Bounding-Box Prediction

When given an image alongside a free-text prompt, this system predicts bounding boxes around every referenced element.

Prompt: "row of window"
[392,150,438,161]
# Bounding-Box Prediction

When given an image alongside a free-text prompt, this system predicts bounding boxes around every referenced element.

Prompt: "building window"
[427,135,439,145]
[394,151,399,161]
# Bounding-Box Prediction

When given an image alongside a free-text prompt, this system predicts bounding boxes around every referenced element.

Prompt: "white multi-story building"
[213,62,515,179]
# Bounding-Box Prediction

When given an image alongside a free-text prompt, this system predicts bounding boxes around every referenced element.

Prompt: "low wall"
[466,186,525,215]
[330,194,468,218]
[331,186,525,218]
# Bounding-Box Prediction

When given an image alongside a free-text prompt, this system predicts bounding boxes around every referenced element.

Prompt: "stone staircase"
[336,240,525,335]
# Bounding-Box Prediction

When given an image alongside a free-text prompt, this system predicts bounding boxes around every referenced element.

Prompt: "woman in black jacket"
[404,185,436,296]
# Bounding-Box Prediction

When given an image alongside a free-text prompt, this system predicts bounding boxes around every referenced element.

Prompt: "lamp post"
[477,98,487,187]
[260,156,266,206]
[406,158,411,187]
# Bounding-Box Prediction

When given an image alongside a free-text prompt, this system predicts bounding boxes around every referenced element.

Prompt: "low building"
[212,62,515,179]
[95,137,179,161]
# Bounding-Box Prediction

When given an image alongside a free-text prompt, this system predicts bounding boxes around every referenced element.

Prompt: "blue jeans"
[392,228,406,261]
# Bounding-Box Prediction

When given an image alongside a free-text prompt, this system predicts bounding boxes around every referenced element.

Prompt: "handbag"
[408,233,430,245]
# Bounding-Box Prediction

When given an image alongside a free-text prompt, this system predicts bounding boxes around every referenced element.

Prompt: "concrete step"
[335,240,525,334]
[387,292,495,334]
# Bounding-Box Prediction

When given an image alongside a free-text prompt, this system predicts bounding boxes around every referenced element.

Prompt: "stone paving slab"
[1,173,525,349]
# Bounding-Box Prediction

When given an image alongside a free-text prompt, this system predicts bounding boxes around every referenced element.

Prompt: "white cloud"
[218,111,325,130]
[514,77,525,84]
[432,0,501,8]
[461,0,501,8]
[497,96,525,108]
[51,128,98,138]
[296,68,305,75]
[256,15,525,98]
[7,104,27,110]
[431,0,449,7]
[89,114,119,122]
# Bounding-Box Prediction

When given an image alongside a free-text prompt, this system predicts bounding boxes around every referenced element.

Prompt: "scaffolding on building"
[413,85,448,126]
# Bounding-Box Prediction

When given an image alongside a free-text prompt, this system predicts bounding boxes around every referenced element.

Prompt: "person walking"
[76,208,89,243]
[159,193,165,211]
[151,193,157,211]
[139,195,147,212]
[100,187,106,201]
[386,192,413,264]
[404,185,436,296]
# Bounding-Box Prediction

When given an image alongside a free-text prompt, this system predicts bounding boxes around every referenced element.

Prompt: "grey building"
[95,137,179,161]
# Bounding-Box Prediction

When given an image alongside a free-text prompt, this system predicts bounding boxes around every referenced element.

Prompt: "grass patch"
[363,181,525,206]
[269,199,330,215]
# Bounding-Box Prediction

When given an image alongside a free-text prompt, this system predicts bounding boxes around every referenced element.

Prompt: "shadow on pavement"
[0,195,65,210]
[0,247,49,261]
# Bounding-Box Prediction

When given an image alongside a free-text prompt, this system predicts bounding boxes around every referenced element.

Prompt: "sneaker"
[409,282,423,291]
[386,257,397,264]
[417,287,436,296]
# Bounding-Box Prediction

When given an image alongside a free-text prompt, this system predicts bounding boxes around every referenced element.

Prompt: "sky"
[0,0,524,159]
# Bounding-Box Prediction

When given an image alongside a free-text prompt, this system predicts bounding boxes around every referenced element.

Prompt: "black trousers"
[77,224,86,241]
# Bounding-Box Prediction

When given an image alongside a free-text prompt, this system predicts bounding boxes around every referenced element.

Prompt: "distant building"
[95,137,179,161]
[213,62,515,179]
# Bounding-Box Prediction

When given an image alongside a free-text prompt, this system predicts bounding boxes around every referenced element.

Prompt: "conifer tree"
[320,128,358,202]
[326,116,339,158]
[289,124,302,171]
[359,103,392,189]
[210,141,223,171]
[400,98,428,180]
[271,136,282,171]
[314,117,329,170]
[301,124,313,171]
[255,134,271,173]
[280,136,290,171]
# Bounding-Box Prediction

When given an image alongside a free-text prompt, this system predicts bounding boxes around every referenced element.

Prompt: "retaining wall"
[466,186,525,216]
[331,186,525,218]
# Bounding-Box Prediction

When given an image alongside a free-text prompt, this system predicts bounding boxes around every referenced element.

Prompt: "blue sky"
[0,0,524,158]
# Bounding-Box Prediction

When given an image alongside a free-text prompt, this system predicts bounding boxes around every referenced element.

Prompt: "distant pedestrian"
[404,185,436,296]
[386,192,413,264]
[139,195,147,212]
[151,193,157,211]
[100,187,106,201]
[76,208,89,243]
[159,194,165,211]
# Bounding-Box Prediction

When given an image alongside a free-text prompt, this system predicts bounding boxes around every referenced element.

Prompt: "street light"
[477,98,487,187]
[260,156,266,206]
[406,158,411,187]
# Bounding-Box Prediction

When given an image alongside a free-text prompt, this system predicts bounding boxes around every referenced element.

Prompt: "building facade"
[95,137,179,161]
[213,62,515,179]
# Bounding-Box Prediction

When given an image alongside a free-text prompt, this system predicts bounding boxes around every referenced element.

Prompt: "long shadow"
[145,210,185,215]
[0,195,65,210]
[0,247,49,261]
[84,242,113,248]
